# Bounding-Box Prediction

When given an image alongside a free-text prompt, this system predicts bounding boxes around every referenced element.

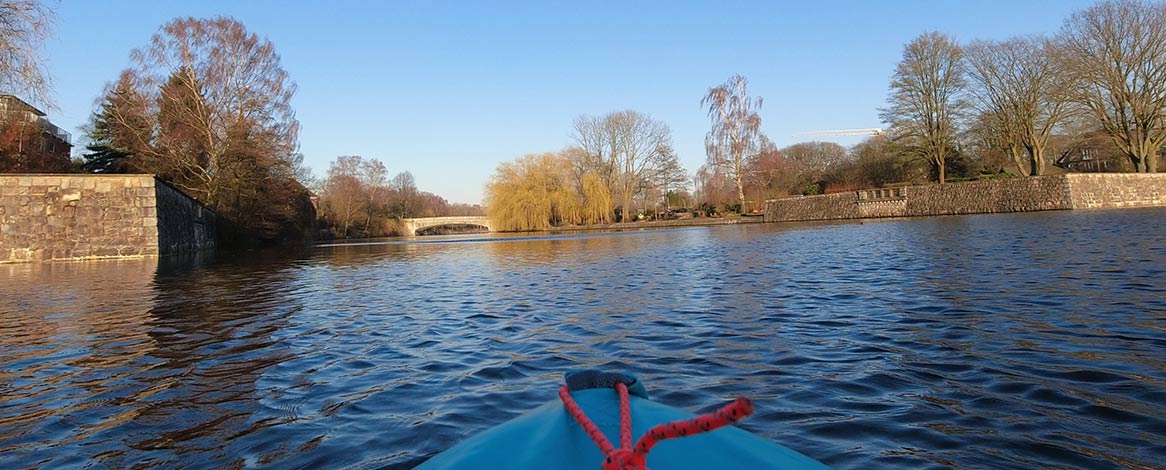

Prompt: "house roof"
[0,94,46,117]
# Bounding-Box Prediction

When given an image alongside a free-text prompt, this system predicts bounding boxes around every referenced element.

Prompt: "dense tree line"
[881,0,1166,181]
[0,5,470,241]
[696,136,930,211]
[693,73,928,211]
[6,0,1163,233]
[694,0,1166,214]
[78,17,315,242]
[485,111,688,231]
[316,155,483,238]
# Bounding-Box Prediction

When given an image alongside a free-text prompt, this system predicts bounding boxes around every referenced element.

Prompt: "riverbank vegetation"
[2,0,1163,236]
[0,5,460,242]
[486,111,689,231]
[315,155,482,238]
[875,0,1166,182]
[699,0,1166,210]
[488,0,1166,227]
[75,17,316,242]
[486,151,613,231]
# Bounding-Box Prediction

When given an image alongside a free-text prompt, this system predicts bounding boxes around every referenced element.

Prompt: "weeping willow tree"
[486,151,611,231]
[580,173,613,225]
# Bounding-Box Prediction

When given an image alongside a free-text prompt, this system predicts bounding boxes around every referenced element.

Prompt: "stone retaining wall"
[155,179,216,254]
[1065,173,1166,209]
[902,176,1072,216]
[765,174,1166,223]
[0,174,217,263]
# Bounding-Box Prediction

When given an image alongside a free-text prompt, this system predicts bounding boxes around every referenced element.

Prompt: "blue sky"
[43,1,1097,204]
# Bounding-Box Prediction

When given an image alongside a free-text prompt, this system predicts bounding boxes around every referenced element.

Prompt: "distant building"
[1051,130,1131,173]
[0,94,72,171]
[1051,129,1166,173]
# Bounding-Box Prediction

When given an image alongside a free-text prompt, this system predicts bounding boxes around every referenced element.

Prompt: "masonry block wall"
[0,175,217,263]
[154,179,216,254]
[1065,174,1166,209]
[765,174,1166,223]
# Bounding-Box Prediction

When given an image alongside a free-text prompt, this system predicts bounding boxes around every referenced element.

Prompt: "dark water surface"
[3,209,1166,469]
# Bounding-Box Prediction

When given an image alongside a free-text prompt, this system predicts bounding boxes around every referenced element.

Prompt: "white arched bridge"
[400,216,493,235]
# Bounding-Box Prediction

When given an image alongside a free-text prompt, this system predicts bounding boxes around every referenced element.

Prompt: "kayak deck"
[419,387,828,469]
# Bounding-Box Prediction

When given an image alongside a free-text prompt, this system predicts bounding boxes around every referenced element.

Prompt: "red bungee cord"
[558,383,755,470]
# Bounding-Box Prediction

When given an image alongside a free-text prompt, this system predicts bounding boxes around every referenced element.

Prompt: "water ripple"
[1,210,1165,468]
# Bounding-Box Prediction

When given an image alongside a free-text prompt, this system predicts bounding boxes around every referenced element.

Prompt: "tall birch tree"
[702,74,762,209]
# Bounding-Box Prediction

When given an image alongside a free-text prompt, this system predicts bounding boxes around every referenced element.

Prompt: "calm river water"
[2,209,1165,469]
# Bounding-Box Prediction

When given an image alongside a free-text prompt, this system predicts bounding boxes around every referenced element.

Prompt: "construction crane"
[792,128,884,139]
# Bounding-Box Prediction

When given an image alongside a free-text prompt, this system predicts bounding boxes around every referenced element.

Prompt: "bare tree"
[969,106,1028,175]
[0,0,54,108]
[650,143,688,211]
[964,109,1025,174]
[571,116,615,186]
[782,141,849,186]
[87,17,317,241]
[572,110,672,221]
[391,171,418,218]
[103,16,299,204]
[1058,0,1166,173]
[881,32,966,184]
[745,137,799,200]
[851,135,926,187]
[321,156,367,238]
[360,158,389,229]
[965,36,1071,176]
[702,74,763,209]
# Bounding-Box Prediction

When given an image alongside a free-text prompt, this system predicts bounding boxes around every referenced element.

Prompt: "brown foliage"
[92,17,312,241]
[0,120,71,172]
[317,155,474,238]
[320,156,368,237]
[695,164,736,210]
